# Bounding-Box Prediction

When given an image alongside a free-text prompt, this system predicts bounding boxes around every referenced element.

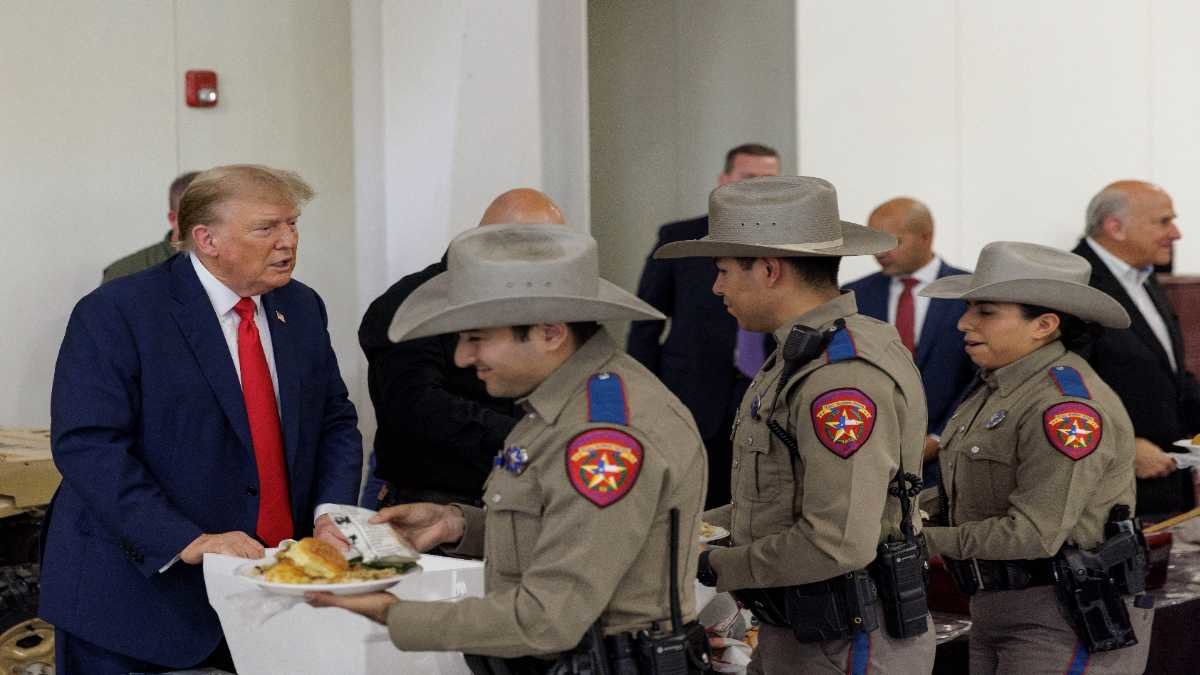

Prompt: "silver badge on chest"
[984,410,1007,429]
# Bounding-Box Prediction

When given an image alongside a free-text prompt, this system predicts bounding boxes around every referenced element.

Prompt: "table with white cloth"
[204,552,485,675]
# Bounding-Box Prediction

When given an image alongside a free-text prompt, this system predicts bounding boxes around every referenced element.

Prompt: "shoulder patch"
[811,388,877,458]
[566,429,643,507]
[587,372,629,425]
[1043,402,1103,460]
[825,327,858,363]
[1048,366,1091,399]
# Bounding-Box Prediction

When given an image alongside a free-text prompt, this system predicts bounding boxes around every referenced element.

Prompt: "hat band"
[707,233,845,250]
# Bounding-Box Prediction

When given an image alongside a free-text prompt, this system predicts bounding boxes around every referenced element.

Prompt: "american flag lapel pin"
[275,310,286,323]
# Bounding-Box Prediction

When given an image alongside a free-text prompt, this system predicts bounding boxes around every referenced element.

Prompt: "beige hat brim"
[652,221,896,259]
[388,272,666,342]
[921,275,1131,329]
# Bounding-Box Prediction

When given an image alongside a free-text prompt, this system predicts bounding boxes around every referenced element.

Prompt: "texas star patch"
[1043,402,1103,460]
[811,388,877,458]
[566,429,643,507]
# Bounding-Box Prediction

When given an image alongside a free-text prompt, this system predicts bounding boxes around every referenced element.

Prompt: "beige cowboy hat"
[920,241,1130,329]
[388,224,665,342]
[653,175,897,259]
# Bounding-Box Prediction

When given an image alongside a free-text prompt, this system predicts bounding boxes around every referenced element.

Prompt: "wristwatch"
[697,550,718,587]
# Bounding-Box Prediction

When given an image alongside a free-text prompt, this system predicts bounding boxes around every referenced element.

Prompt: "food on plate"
[262,558,311,584]
[280,537,348,579]
[256,537,415,585]
[1192,432,1200,445]
[699,522,726,541]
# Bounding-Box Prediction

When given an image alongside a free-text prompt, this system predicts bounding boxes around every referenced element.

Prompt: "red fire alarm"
[185,70,219,108]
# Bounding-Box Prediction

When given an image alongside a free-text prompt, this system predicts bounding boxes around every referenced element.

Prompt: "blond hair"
[176,164,315,251]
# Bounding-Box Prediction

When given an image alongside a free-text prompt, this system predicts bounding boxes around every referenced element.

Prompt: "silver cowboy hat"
[653,176,897,259]
[921,241,1130,329]
[388,224,665,342]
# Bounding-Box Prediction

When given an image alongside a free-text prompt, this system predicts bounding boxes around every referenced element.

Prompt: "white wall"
[1,1,176,427]
[354,0,589,305]
[351,0,589,445]
[795,0,1200,284]
[0,1,357,428]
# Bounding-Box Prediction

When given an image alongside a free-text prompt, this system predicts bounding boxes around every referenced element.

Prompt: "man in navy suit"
[42,165,362,673]
[844,197,975,486]
[628,143,780,508]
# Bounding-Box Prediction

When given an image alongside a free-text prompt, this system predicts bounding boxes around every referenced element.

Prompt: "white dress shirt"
[1085,238,1177,372]
[190,253,281,403]
[886,255,942,347]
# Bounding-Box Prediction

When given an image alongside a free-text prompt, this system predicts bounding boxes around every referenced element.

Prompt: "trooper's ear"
[1030,311,1061,341]
[535,323,571,351]
[760,257,786,286]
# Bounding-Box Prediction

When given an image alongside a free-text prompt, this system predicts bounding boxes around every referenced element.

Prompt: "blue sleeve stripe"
[1049,366,1091,399]
[587,373,628,425]
[826,328,857,363]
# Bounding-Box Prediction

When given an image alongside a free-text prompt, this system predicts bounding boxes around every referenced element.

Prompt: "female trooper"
[921,241,1153,674]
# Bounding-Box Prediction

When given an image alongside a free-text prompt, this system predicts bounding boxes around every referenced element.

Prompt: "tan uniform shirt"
[925,341,1137,559]
[386,330,708,658]
[706,293,928,591]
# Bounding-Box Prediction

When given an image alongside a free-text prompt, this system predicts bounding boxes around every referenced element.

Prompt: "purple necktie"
[735,328,768,377]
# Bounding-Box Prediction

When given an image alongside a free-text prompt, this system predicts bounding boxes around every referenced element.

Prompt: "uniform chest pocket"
[483,482,543,577]
[743,435,789,503]
[958,438,1017,508]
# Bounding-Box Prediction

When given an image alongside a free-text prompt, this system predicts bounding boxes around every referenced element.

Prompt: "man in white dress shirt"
[844,198,975,487]
[42,164,361,673]
[1073,180,1199,518]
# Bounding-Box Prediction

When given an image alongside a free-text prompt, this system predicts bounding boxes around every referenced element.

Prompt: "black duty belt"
[944,557,1055,594]
[465,621,709,675]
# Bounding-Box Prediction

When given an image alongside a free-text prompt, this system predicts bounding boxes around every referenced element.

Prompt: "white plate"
[234,559,414,596]
[700,524,730,544]
[1172,439,1200,452]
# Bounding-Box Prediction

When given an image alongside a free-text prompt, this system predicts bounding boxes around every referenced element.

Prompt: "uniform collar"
[770,292,859,347]
[520,328,619,424]
[982,340,1067,397]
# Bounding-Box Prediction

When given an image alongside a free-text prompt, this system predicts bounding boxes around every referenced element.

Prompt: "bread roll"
[279,537,348,579]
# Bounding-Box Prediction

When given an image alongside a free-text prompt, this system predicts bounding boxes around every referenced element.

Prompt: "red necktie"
[896,277,918,354]
[233,298,293,546]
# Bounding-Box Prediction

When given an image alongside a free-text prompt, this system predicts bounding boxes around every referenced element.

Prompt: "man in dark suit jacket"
[358,189,563,508]
[1074,180,1197,519]
[42,165,362,672]
[844,197,975,487]
[628,143,780,508]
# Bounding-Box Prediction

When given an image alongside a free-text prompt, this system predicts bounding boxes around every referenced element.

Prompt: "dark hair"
[168,171,201,212]
[1018,304,1102,353]
[511,322,602,344]
[723,143,780,173]
[733,256,841,290]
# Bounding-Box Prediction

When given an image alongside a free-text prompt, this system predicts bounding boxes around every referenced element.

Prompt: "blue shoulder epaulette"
[587,372,629,424]
[825,325,858,363]
[1049,365,1091,399]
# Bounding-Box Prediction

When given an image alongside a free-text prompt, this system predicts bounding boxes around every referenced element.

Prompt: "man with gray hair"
[43,164,362,672]
[1073,180,1198,519]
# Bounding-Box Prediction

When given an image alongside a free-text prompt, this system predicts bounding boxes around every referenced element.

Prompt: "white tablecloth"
[203,553,485,675]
